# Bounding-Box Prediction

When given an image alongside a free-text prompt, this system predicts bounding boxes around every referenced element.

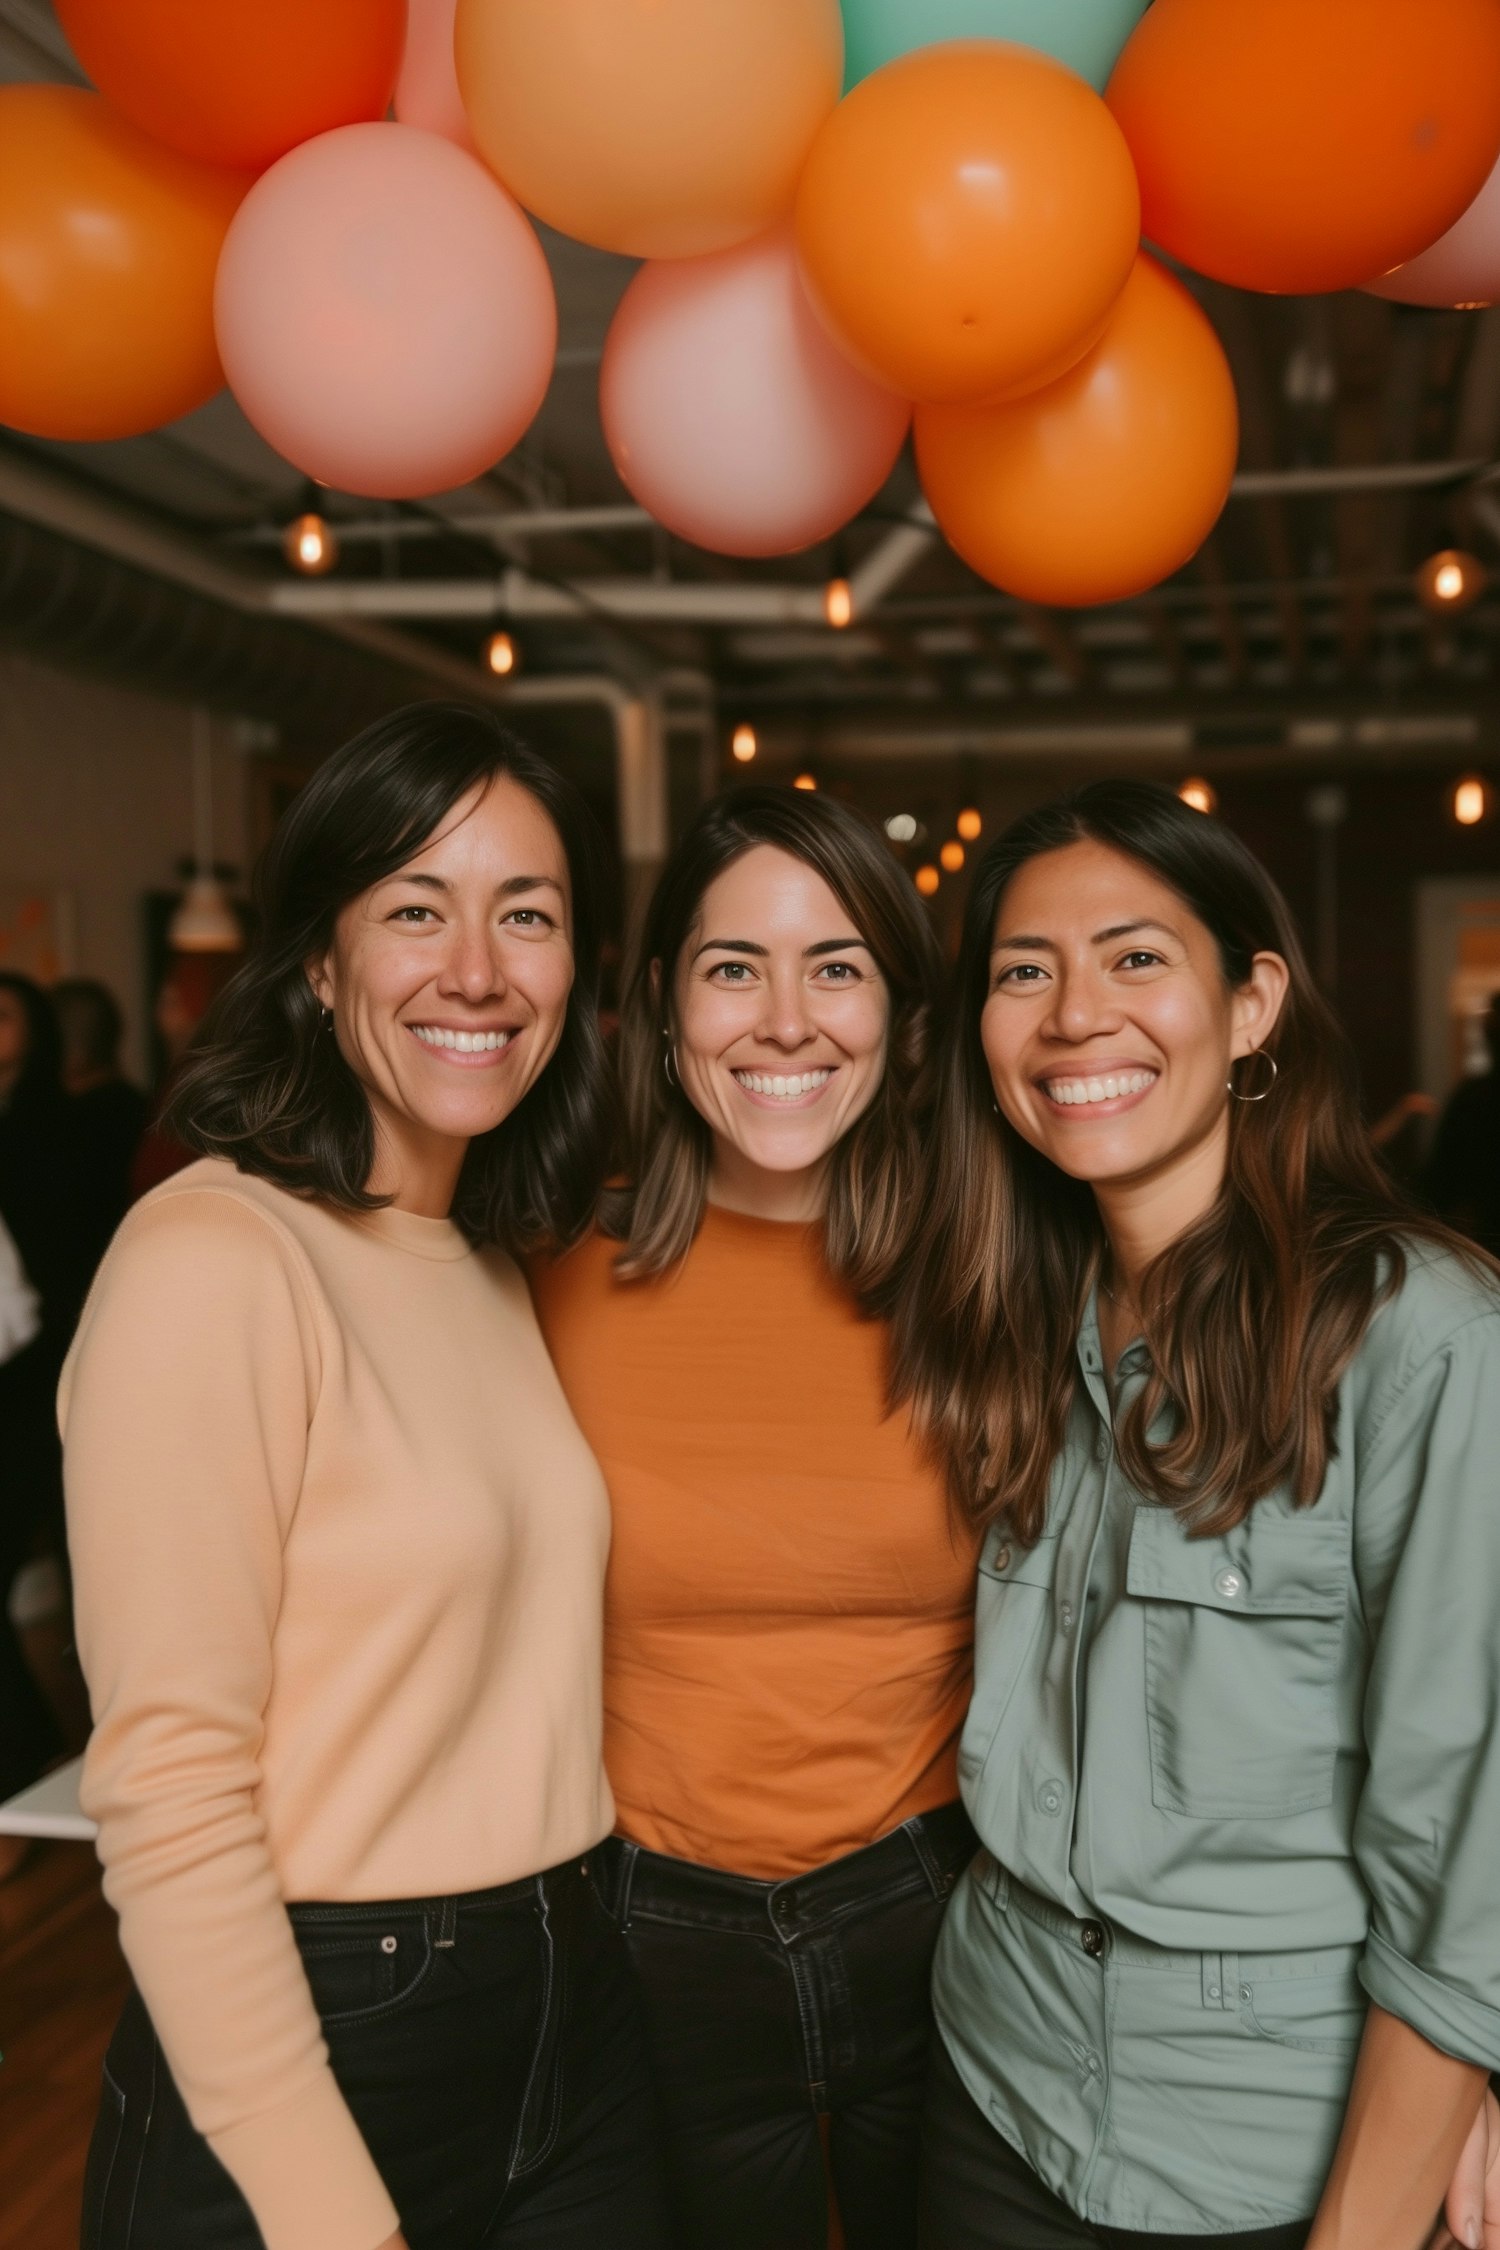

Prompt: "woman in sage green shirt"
[898,781,1500,2250]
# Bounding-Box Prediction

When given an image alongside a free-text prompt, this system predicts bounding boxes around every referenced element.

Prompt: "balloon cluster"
[3,0,1500,604]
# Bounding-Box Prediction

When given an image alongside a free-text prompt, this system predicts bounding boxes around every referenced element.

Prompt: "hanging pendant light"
[169,711,243,954]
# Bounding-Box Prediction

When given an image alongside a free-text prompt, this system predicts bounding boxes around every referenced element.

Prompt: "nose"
[436,917,508,1005]
[1045,961,1122,1046]
[755,964,818,1052]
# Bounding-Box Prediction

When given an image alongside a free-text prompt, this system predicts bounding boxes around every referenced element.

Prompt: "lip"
[730,1065,837,1111]
[1035,1063,1159,1119]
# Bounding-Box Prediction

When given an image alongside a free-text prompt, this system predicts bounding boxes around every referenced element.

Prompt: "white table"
[0,1754,96,1841]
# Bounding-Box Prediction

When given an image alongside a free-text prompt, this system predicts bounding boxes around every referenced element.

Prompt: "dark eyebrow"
[383,871,564,899]
[991,918,1178,953]
[805,937,871,958]
[690,937,768,962]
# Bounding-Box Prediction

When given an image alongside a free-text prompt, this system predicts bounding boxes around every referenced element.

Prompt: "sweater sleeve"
[60,1190,400,2250]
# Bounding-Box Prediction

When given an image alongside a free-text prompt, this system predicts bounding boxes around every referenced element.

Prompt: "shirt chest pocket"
[1126,1507,1349,1820]
[960,1530,1060,1788]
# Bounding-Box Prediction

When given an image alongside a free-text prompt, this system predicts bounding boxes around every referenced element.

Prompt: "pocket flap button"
[994,1544,1013,1572]
[1214,1567,1245,1601]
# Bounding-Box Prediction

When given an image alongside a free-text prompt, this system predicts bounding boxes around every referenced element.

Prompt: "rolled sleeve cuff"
[207,2070,399,2250]
[1360,1928,1500,2073]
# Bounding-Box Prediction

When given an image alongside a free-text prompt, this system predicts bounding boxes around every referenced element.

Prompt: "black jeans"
[918,2035,1312,2250]
[601,1800,977,2250]
[82,1852,670,2249]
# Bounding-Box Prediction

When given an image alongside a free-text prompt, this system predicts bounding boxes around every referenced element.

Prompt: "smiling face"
[309,774,575,1214]
[981,838,1287,1242]
[671,844,889,1215]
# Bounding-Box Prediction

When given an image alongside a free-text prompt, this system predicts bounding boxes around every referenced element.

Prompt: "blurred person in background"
[54,976,148,1264]
[1423,991,1500,1258]
[0,1202,48,1874]
[130,955,238,1199]
[0,972,72,1834]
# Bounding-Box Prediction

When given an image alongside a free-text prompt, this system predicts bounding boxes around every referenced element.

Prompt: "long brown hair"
[894,779,1489,1540]
[606,785,942,1300]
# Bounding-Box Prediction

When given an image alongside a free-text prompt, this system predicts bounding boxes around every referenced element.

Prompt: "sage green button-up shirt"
[934,1248,1500,2233]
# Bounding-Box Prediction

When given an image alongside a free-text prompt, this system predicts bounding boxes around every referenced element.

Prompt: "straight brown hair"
[606,785,942,1301]
[893,779,1491,1541]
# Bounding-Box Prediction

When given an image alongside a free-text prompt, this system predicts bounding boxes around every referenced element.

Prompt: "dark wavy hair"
[605,785,943,1302]
[167,703,612,1253]
[893,779,1490,1541]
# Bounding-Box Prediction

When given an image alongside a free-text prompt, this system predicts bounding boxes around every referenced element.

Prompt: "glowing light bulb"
[823,576,854,629]
[284,511,338,576]
[731,724,757,764]
[940,840,965,872]
[794,772,818,791]
[956,807,982,841]
[1453,776,1489,826]
[885,813,917,843]
[1178,777,1218,815]
[1418,548,1486,614]
[915,865,940,897]
[485,631,518,677]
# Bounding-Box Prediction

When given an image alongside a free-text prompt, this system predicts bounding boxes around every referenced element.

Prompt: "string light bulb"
[885,813,918,843]
[731,723,757,763]
[915,865,940,897]
[823,576,854,629]
[794,772,818,791]
[485,630,518,677]
[1178,777,1218,815]
[1417,548,1486,615]
[956,807,982,841]
[940,840,965,872]
[1453,775,1491,826]
[283,510,338,576]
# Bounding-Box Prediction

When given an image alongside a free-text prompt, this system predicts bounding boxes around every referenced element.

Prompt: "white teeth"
[412,1026,511,1053]
[1045,1069,1155,1108]
[732,1067,833,1101]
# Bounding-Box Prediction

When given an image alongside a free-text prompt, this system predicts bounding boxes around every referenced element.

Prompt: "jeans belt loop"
[900,1812,951,1901]
[434,1895,458,1950]
[616,1840,640,1932]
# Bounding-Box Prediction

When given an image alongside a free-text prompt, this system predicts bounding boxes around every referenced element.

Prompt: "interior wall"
[0,647,248,1084]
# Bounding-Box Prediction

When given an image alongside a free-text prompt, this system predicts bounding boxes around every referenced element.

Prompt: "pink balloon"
[394,0,477,155]
[215,121,555,498]
[1366,149,1500,306]
[600,225,910,559]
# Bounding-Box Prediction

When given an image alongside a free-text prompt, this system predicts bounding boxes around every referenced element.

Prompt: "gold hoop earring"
[662,1029,680,1088]
[1228,1048,1278,1103]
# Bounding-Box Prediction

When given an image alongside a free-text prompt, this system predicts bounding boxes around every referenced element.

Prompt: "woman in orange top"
[531,787,977,2250]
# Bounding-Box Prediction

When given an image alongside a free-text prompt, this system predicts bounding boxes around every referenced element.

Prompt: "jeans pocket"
[1238,1968,1368,2057]
[80,2063,136,2250]
[295,1914,435,2027]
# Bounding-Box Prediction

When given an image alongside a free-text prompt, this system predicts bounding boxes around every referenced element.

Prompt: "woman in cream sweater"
[63,705,667,2250]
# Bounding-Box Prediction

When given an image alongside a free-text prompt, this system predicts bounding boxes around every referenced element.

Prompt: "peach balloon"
[395,0,478,156]
[215,123,556,499]
[796,40,1140,407]
[0,86,246,442]
[601,227,909,559]
[1366,150,1500,307]
[915,255,1238,607]
[455,0,844,258]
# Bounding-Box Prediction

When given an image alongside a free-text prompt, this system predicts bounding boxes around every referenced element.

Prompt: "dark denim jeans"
[82,1851,670,2250]
[600,1801,977,2250]
[917,2036,1312,2250]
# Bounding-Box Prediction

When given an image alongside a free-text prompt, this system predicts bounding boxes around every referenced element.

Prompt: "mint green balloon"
[841,0,1149,94]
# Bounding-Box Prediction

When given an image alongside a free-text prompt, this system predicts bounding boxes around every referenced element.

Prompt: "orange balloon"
[0,87,247,443]
[795,40,1140,406]
[54,0,405,174]
[1107,0,1500,296]
[456,0,843,259]
[915,255,1238,607]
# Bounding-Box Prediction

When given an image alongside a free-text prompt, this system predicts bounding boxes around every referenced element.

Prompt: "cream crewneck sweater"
[60,1160,614,2250]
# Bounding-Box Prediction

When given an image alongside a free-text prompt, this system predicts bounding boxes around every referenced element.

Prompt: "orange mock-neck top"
[531,1203,978,1880]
